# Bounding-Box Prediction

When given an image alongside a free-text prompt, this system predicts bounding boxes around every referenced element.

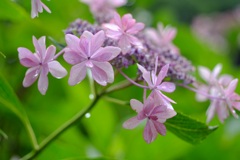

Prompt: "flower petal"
[38,66,49,95]
[206,101,217,123]
[123,116,142,129]
[156,64,169,86]
[137,64,153,87]
[33,36,46,58]
[118,36,131,54]
[127,22,145,34]
[48,61,67,79]
[18,47,39,67]
[144,120,158,143]
[40,1,51,13]
[153,121,166,136]
[225,79,238,97]
[91,46,121,61]
[157,82,176,93]
[64,49,86,65]
[92,61,114,84]
[198,66,211,82]
[23,66,40,87]
[130,99,143,113]
[43,45,56,63]
[90,30,105,55]
[68,62,87,86]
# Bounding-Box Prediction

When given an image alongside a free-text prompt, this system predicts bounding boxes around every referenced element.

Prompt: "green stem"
[20,93,102,160]
[23,118,39,150]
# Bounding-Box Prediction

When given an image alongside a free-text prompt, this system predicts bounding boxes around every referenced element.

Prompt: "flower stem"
[20,93,103,160]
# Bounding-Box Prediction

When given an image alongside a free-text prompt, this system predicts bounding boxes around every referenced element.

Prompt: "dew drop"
[89,94,94,100]
[85,113,91,118]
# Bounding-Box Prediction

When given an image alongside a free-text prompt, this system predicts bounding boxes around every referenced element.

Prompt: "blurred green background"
[1,0,240,159]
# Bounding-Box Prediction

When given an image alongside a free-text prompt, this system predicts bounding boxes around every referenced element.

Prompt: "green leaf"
[165,112,218,145]
[0,74,26,121]
[0,129,8,140]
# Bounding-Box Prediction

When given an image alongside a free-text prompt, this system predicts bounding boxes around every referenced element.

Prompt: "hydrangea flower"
[64,30,121,86]
[137,63,176,108]
[196,64,240,123]
[81,0,126,14]
[31,0,51,18]
[18,36,67,95]
[123,97,176,143]
[102,12,145,54]
[145,23,179,54]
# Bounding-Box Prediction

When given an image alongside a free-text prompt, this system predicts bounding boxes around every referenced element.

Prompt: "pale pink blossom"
[102,12,145,54]
[81,0,126,14]
[196,64,240,123]
[64,30,121,86]
[18,36,67,95]
[137,63,176,108]
[145,22,179,54]
[31,0,51,18]
[123,97,176,143]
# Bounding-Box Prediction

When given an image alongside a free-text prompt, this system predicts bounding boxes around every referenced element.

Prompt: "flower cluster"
[17,0,240,144]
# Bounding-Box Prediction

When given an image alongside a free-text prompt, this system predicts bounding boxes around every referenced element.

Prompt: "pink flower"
[31,0,51,18]
[145,23,179,54]
[102,12,145,54]
[137,63,176,108]
[18,36,67,95]
[196,64,240,123]
[123,97,176,143]
[64,30,121,86]
[81,0,126,14]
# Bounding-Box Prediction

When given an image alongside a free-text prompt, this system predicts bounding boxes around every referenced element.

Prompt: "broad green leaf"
[165,112,218,144]
[0,74,26,121]
[0,129,8,140]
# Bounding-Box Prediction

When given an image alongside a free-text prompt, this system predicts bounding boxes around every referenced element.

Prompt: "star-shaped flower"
[145,22,179,54]
[195,64,240,123]
[31,0,51,18]
[18,36,67,95]
[137,63,176,108]
[102,12,145,54]
[123,97,176,143]
[64,30,121,86]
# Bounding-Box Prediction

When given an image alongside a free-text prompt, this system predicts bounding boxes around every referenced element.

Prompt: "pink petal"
[90,30,105,55]
[156,108,177,123]
[31,0,39,18]
[212,64,222,79]
[137,64,153,87]
[206,101,217,123]
[123,116,142,129]
[130,99,143,113]
[33,36,46,58]
[113,12,122,28]
[43,45,56,63]
[157,82,176,93]
[68,62,87,86]
[38,66,49,95]
[144,120,158,143]
[65,34,87,58]
[110,0,127,7]
[145,28,161,44]
[198,66,211,82]
[219,74,233,86]
[64,49,86,65]
[152,121,166,136]
[195,85,209,102]
[127,35,142,47]
[156,64,169,86]
[40,1,51,13]
[91,46,121,61]
[48,61,67,79]
[122,14,134,29]
[23,66,40,87]
[163,26,177,43]
[225,79,238,97]
[18,47,39,67]
[127,23,145,34]
[216,103,229,123]
[118,36,131,54]
[91,61,114,85]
